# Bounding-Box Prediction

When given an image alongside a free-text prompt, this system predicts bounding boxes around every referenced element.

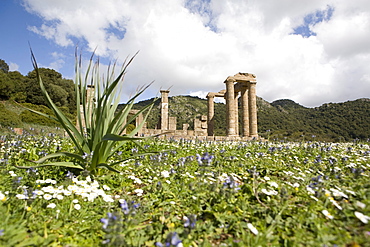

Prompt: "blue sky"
[1,0,370,107]
[1,0,80,77]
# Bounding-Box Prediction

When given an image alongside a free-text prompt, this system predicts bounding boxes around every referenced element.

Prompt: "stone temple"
[82,73,259,141]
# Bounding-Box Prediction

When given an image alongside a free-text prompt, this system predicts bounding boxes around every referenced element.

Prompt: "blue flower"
[132,202,140,209]
[223,176,241,191]
[196,152,214,166]
[100,218,109,230]
[120,200,129,215]
[156,232,183,247]
[66,171,75,179]
[15,176,22,184]
[26,167,37,174]
[119,199,139,215]
[168,232,182,246]
[100,212,119,230]
[183,215,197,229]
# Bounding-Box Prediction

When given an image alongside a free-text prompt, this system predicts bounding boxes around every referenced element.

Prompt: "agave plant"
[17,50,157,175]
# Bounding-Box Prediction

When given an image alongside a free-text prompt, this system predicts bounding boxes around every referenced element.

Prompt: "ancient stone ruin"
[79,73,258,140]
[142,89,208,137]
[207,72,258,139]
[137,72,258,140]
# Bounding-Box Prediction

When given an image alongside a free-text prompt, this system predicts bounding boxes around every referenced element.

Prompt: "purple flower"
[156,232,182,247]
[100,218,109,229]
[183,215,197,229]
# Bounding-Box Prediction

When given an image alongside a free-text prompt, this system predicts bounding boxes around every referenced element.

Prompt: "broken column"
[160,90,170,130]
[77,85,95,131]
[206,93,215,136]
[168,117,177,131]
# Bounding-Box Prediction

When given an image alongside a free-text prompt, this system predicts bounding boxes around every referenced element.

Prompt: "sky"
[1,0,370,107]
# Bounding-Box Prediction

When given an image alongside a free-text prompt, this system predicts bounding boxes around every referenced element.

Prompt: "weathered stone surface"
[77,85,95,131]
[160,90,170,130]
[14,128,23,135]
[208,72,258,138]
[168,117,177,131]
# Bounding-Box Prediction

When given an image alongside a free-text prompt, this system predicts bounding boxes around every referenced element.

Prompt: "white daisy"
[247,223,258,235]
[354,211,370,224]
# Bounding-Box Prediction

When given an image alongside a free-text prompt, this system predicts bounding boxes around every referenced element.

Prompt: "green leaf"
[15,162,84,170]
[96,163,121,173]
[29,152,85,164]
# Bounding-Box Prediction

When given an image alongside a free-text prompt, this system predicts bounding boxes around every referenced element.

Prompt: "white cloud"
[22,0,370,107]
[9,62,19,72]
[48,52,65,71]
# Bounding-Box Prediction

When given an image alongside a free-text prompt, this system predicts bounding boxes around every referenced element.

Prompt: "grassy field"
[0,131,369,246]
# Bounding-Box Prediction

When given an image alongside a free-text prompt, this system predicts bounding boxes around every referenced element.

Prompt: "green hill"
[1,91,369,142]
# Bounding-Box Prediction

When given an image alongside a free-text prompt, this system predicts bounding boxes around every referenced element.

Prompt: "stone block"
[14,128,23,135]
[168,117,177,130]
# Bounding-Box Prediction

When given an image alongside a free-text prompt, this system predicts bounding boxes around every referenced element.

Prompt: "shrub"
[20,103,59,126]
[0,103,22,127]
[20,103,76,127]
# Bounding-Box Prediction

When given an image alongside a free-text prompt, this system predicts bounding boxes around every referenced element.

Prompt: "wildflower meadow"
[0,132,369,246]
[0,51,368,246]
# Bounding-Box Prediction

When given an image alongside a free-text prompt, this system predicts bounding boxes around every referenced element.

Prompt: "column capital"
[206,92,216,99]
[224,76,236,83]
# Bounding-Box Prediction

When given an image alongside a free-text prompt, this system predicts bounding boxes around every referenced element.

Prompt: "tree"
[8,71,27,102]
[8,71,26,91]
[0,71,14,100]
[0,59,9,73]
[24,68,75,112]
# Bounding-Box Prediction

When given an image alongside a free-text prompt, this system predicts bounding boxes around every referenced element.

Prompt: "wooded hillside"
[129,96,370,142]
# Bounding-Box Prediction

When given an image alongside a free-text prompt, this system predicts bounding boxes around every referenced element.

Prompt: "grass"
[0,132,369,246]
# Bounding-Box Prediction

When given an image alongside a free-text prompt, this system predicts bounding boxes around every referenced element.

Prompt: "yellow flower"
[26,206,32,211]
[167,222,175,229]
[0,192,6,201]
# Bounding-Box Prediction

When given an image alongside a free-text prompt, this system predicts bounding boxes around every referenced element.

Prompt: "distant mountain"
[271,99,306,111]
[127,96,370,141]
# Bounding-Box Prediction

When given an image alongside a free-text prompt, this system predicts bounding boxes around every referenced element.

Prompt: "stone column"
[241,85,249,137]
[122,116,127,134]
[206,93,215,136]
[86,85,95,105]
[225,78,237,136]
[248,82,258,137]
[160,90,170,130]
[78,85,95,131]
[135,112,144,136]
[234,92,239,136]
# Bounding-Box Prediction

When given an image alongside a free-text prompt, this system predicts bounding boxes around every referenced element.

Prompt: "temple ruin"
[79,73,258,140]
[207,73,258,139]
[135,72,258,140]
